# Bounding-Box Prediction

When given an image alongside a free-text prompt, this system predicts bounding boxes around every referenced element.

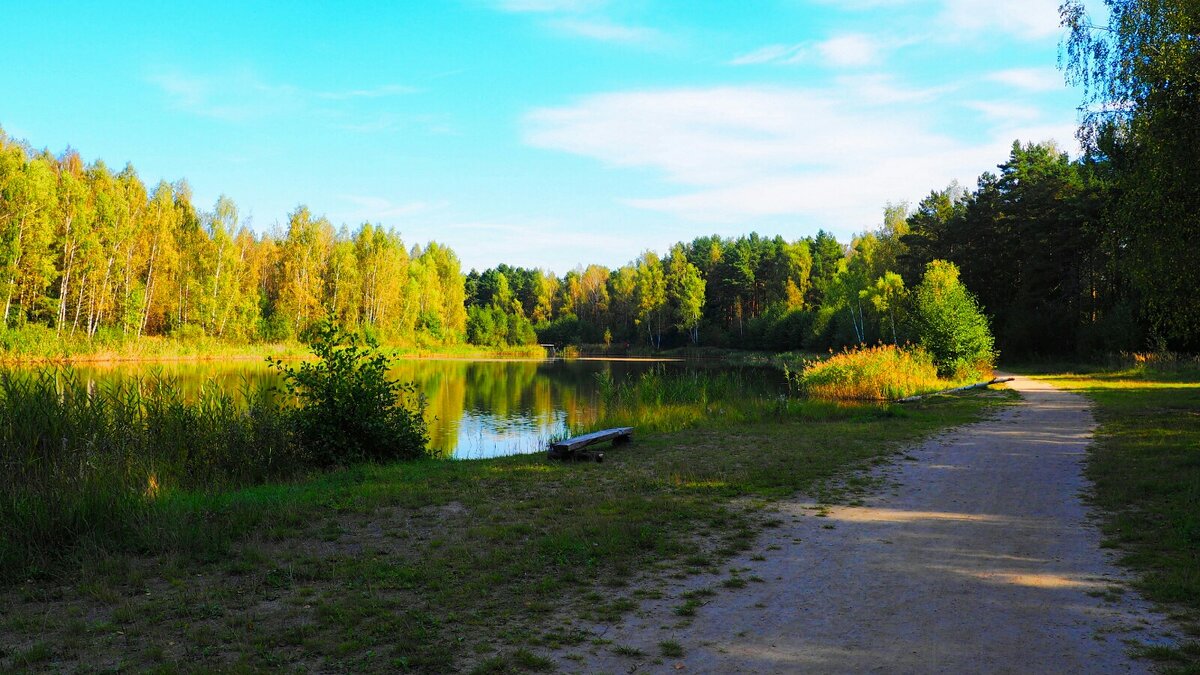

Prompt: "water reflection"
[14,358,779,459]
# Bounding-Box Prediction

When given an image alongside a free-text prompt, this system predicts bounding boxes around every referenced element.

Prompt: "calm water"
[20,358,779,459]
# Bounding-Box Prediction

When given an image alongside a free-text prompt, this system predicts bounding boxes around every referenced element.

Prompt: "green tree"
[1062,0,1200,349]
[665,244,705,344]
[634,251,667,348]
[861,272,907,345]
[911,260,995,378]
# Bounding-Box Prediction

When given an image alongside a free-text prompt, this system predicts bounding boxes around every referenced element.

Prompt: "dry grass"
[796,345,949,401]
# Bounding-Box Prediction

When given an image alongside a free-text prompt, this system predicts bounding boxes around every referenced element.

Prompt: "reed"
[0,369,302,576]
[796,344,949,401]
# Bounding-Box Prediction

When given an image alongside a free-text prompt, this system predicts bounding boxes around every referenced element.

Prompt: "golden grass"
[797,345,947,401]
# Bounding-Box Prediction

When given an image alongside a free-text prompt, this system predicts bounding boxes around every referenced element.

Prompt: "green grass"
[659,640,684,658]
[1036,366,1200,666]
[0,372,1001,672]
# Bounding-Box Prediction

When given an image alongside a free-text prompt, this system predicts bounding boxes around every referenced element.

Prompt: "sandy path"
[551,375,1176,673]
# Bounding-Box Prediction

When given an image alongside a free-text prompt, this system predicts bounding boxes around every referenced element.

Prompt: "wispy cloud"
[147,67,417,123]
[421,219,633,272]
[817,34,880,67]
[965,100,1045,123]
[987,67,1064,92]
[147,69,301,121]
[730,44,802,66]
[524,84,1077,230]
[938,0,1063,40]
[491,0,602,12]
[815,0,1066,40]
[488,0,664,46]
[340,195,446,221]
[731,33,887,68]
[316,84,420,100]
[545,18,661,44]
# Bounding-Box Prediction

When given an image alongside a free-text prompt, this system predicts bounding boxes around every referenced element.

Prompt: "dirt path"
[551,375,1177,673]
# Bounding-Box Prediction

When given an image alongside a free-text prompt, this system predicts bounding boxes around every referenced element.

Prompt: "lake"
[17,358,782,459]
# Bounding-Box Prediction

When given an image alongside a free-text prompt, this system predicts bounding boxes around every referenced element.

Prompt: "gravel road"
[552,375,1176,674]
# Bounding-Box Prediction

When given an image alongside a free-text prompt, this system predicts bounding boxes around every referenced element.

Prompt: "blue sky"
[0,0,1094,273]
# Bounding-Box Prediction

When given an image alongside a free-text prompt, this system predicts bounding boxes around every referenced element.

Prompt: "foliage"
[0,132,466,350]
[911,261,996,379]
[796,344,944,401]
[3,114,1192,360]
[466,305,536,347]
[271,320,429,466]
[1062,0,1200,350]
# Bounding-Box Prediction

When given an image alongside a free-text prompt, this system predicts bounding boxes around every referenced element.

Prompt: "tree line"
[466,134,1192,357]
[2,0,1195,358]
[0,133,465,346]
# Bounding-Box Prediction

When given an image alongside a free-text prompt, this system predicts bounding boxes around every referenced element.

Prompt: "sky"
[0,0,1096,273]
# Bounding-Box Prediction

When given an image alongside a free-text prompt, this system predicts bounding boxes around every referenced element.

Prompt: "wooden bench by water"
[548,427,633,462]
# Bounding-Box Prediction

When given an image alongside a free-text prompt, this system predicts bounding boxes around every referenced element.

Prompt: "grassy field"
[1032,367,1200,671]
[0,387,1002,672]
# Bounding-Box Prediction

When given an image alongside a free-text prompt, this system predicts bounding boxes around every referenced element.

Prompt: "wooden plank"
[896,377,1014,403]
[551,427,633,453]
[549,427,634,459]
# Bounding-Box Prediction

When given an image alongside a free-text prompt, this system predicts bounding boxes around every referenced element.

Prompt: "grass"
[0,369,304,579]
[0,323,545,363]
[659,640,685,658]
[1034,366,1200,667]
[795,344,962,401]
[0,374,1001,671]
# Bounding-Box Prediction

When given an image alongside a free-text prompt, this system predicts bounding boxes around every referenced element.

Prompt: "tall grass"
[796,344,952,401]
[0,370,301,576]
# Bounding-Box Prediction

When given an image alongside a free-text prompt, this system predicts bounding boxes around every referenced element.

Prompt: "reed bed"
[795,345,950,401]
[0,370,303,575]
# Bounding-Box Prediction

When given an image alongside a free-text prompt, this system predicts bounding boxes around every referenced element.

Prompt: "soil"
[548,375,1178,674]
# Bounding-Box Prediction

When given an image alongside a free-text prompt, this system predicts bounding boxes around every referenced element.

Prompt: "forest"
[0,129,1192,359]
[1,0,1197,359]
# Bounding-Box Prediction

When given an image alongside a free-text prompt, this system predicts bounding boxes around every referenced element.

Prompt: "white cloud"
[816,34,880,67]
[816,0,1067,40]
[965,100,1044,123]
[732,34,886,68]
[147,68,419,125]
[987,67,1064,92]
[730,43,803,66]
[545,18,661,44]
[524,85,1078,231]
[939,0,1063,39]
[409,219,633,272]
[147,69,301,121]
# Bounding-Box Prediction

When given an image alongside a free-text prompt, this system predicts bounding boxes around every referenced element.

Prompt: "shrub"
[911,260,996,378]
[271,321,429,466]
[797,344,943,400]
